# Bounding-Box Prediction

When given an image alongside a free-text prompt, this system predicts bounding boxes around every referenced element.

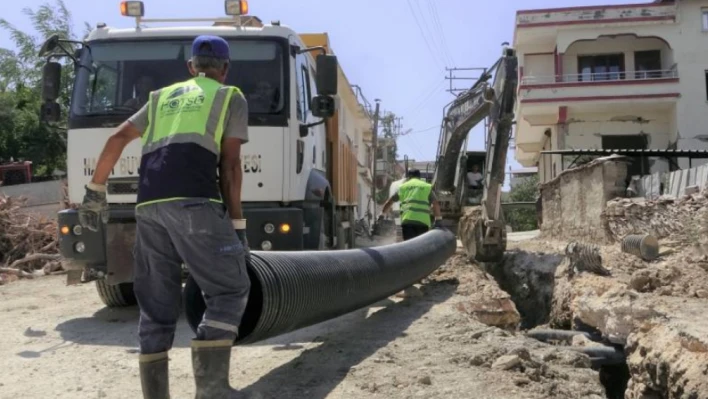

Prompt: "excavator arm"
[432,46,518,262]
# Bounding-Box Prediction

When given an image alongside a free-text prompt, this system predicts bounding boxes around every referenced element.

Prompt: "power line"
[427,0,455,66]
[401,125,439,135]
[401,78,445,118]
[412,0,448,66]
[406,0,445,71]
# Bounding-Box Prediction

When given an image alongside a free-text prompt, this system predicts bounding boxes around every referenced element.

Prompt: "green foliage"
[505,174,539,232]
[0,0,89,175]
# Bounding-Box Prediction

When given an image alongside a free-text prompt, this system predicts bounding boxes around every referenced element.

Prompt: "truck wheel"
[96,280,137,307]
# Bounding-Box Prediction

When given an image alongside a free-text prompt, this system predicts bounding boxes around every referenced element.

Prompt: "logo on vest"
[160,85,206,115]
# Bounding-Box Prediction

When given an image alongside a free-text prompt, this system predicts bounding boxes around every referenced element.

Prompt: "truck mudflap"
[57,209,136,285]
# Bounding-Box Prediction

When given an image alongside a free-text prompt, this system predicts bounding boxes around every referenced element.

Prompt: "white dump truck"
[38,0,362,306]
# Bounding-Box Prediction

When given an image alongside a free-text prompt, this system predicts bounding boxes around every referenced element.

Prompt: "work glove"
[233,219,251,263]
[78,183,109,232]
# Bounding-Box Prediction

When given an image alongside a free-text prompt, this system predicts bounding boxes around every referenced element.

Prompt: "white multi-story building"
[513,0,708,183]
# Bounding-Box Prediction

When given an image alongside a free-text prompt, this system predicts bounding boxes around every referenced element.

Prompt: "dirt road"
[0,247,607,399]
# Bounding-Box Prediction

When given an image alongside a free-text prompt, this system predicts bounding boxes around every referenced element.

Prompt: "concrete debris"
[603,190,708,247]
[492,354,522,370]
[626,320,708,399]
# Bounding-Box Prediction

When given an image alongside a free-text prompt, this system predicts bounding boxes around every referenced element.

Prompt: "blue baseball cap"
[192,35,230,59]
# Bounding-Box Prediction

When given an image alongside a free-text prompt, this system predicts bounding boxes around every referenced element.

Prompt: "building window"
[578,54,625,81]
[634,50,663,79]
[702,9,708,31]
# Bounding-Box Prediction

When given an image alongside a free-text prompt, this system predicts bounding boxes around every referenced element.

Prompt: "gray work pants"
[133,199,251,354]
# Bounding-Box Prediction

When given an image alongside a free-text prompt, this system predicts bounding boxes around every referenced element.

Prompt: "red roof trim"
[520,77,678,90]
[517,1,671,15]
[521,92,680,104]
[517,15,674,28]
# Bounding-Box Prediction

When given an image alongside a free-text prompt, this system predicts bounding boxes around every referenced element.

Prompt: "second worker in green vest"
[381,169,443,241]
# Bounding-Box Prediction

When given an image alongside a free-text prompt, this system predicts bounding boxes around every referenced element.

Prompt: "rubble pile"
[603,190,708,245]
[0,194,61,285]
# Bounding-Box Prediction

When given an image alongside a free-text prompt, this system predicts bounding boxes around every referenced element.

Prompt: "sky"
[0,0,645,172]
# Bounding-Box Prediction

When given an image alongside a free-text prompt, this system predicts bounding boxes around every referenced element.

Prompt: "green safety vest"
[136,76,242,206]
[398,178,433,227]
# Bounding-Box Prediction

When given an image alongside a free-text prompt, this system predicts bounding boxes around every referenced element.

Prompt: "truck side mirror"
[315,54,337,96]
[40,61,62,123]
[311,95,335,118]
[41,61,62,102]
[40,101,61,122]
[38,34,60,57]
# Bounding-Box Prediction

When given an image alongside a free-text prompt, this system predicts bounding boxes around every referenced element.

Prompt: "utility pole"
[371,99,381,218]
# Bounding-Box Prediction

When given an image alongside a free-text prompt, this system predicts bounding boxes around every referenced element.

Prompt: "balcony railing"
[520,68,678,86]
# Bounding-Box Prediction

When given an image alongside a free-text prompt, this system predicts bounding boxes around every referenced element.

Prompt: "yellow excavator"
[431,45,518,262]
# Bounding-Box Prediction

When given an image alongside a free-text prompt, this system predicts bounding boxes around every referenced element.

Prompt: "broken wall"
[540,158,627,243]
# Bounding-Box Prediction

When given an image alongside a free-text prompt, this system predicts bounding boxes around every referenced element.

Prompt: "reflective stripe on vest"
[142,77,239,159]
[398,178,432,227]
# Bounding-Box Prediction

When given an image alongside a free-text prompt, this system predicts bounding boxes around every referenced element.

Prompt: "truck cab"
[38,0,355,306]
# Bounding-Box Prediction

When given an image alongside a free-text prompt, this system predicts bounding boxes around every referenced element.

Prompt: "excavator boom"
[432,46,518,262]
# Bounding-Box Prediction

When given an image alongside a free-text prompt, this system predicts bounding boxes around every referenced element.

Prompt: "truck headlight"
[72,225,83,236]
[261,240,272,251]
[75,241,86,253]
[264,223,275,234]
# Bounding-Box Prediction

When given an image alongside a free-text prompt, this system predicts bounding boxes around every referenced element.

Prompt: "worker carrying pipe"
[77,35,251,399]
[380,168,444,240]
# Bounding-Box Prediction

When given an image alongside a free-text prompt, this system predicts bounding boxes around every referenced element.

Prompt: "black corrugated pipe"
[562,345,627,367]
[184,229,457,345]
[526,329,602,343]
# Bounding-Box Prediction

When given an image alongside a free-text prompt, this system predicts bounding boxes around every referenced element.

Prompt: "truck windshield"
[70,38,285,123]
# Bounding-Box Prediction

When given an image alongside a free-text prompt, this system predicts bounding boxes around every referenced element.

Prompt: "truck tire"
[96,280,137,307]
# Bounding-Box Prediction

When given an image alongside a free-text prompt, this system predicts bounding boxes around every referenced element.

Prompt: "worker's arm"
[90,120,143,185]
[220,91,249,223]
[380,192,399,215]
[430,191,443,227]
[79,104,147,231]
[432,200,442,219]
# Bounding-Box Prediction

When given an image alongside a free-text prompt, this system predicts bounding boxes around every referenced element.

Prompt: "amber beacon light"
[225,0,249,16]
[120,1,145,17]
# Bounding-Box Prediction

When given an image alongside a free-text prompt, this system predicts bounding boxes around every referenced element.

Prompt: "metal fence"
[633,164,708,199]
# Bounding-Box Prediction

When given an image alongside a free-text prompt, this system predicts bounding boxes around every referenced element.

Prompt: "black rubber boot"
[139,351,171,399]
[191,339,241,399]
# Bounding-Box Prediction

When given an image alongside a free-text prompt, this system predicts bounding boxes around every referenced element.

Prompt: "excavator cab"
[462,151,486,206]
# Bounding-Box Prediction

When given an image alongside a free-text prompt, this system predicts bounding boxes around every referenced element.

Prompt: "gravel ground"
[0,244,607,399]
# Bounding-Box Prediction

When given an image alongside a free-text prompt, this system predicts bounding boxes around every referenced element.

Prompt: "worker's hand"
[234,225,251,264]
[78,183,109,232]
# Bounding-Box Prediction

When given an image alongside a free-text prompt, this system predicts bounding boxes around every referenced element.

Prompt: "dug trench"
[483,248,630,399]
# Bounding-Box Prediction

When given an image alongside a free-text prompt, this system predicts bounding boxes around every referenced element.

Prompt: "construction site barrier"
[184,229,457,345]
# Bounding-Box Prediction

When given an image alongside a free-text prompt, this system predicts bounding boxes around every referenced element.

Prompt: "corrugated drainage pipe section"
[184,229,457,345]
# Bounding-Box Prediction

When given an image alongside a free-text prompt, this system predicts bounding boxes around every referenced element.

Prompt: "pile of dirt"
[0,194,61,285]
